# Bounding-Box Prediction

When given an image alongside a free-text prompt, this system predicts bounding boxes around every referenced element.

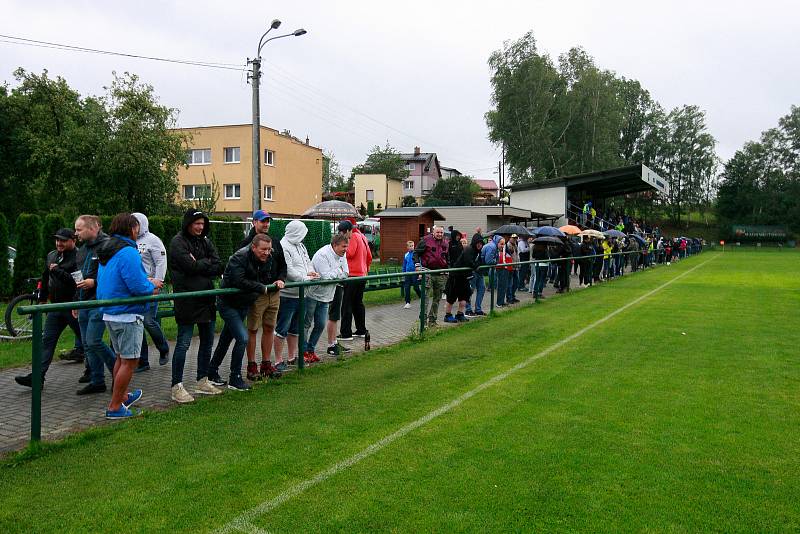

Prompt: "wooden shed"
[374,207,445,263]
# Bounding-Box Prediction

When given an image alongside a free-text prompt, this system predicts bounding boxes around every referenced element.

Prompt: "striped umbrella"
[302,200,361,220]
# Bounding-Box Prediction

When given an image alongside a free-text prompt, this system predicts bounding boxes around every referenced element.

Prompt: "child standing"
[402,240,421,309]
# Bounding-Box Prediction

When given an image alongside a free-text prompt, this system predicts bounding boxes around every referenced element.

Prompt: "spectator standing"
[131,213,170,372]
[14,229,82,388]
[495,238,511,307]
[274,220,319,370]
[339,219,372,340]
[73,215,117,395]
[402,240,421,309]
[465,233,485,316]
[210,234,283,390]
[413,226,449,327]
[324,222,354,357]
[239,210,287,381]
[168,209,224,404]
[443,230,464,322]
[506,235,520,304]
[305,234,349,361]
[518,234,530,291]
[445,232,480,322]
[531,238,549,300]
[96,213,157,419]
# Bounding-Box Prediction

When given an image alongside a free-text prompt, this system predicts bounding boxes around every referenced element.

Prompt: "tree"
[323,151,348,192]
[12,214,43,294]
[351,142,409,181]
[0,213,11,297]
[402,195,418,207]
[424,175,480,206]
[717,105,800,234]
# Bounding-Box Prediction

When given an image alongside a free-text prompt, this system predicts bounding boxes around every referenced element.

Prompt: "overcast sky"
[2,0,798,183]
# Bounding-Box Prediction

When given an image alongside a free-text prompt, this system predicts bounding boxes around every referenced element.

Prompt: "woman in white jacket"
[273,220,319,370]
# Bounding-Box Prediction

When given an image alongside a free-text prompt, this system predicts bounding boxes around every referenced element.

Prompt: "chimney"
[305,135,309,145]
[414,146,420,156]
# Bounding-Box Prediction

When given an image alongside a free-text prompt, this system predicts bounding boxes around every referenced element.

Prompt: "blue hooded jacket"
[96,235,155,316]
[480,235,501,266]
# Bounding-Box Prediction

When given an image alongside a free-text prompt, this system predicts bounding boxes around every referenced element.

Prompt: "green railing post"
[419,272,426,335]
[30,311,43,443]
[489,268,495,314]
[297,285,305,371]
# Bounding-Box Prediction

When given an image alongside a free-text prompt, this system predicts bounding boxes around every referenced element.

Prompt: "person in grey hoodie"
[131,212,170,371]
[273,220,319,371]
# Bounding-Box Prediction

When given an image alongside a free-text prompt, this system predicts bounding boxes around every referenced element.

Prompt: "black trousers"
[340,279,367,337]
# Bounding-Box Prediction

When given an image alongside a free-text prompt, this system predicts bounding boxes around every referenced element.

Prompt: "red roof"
[473,179,498,191]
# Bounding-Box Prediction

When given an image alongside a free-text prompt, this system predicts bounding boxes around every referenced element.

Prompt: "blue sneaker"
[444,313,457,323]
[124,389,143,408]
[106,406,137,419]
[275,361,288,372]
[227,375,252,391]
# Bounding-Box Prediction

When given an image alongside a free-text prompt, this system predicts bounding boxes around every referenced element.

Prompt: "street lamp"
[249,21,308,212]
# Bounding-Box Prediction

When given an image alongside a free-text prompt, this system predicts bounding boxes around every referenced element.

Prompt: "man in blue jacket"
[97,213,157,419]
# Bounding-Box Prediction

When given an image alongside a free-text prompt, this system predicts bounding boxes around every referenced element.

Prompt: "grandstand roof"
[509,164,669,198]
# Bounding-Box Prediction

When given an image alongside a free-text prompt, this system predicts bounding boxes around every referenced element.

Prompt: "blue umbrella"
[628,234,647,246]
[603,229,626,238]
[533,226,565,237]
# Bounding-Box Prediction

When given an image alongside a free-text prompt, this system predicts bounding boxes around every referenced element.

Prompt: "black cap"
[54,228,76,241]
[337,220,353,233]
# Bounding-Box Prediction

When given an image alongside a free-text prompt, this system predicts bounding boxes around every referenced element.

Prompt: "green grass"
[1,251,799,532]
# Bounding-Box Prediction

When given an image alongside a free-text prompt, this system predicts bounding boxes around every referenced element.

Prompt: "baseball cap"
[253,210,271,221]
[337,220,353,233]
[53,228,76,241]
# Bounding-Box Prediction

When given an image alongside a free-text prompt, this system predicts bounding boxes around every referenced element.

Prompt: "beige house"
[173,124,324,218]
[354,174,404,211]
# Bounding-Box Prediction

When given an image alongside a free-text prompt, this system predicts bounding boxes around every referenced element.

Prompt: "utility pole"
[501,144,506,225]
[249,57,262,213]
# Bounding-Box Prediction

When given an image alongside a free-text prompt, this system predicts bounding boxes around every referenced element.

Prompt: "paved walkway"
[0,271,599,454]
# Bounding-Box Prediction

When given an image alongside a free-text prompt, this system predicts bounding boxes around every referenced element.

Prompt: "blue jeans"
[39,310,82,377]
[403,275,421,304]
[507,269,519,302]
[209,301,248,379]
[172,321,215,386]
[78,308,116,386]
[139,303,170,365]
[275,296,301,338]
[533,265,548,296]
[496,269,509,306]
[304,298,329,352]
[466,273,486,313]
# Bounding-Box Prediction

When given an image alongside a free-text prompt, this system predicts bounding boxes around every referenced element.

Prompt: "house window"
[186,149,212,165]
[224,184,241,199]
[224,147,240,164]
[405,162,415,171]
[264,185,274,201]
[264,149,275,166]
[403,180,414,190]
[366,190,375,201]
[183,184,211,200]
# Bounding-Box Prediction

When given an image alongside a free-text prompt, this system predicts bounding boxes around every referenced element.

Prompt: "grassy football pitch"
[1,250,798,532]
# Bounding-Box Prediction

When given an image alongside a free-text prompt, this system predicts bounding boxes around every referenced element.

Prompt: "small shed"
[374,207,445,263]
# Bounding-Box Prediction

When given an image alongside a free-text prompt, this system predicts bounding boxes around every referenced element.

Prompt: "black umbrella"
[489,224,533,237]
[603,229,626,238]
[533,236,566,245]
[302,200,361,220]
[628,234,647,246]
[532,226,566,237]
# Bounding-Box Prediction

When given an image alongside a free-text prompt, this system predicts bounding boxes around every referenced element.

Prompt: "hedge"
[12,214,43,294]
[42,213,66,257]
[0,213,11,298]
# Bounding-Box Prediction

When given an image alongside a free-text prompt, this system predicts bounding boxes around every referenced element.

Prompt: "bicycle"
[4,277,43,340]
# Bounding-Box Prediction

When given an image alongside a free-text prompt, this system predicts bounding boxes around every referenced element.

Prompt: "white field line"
[216,255,719,534]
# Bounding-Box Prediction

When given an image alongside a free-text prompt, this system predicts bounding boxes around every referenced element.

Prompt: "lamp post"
[249,20,307,212]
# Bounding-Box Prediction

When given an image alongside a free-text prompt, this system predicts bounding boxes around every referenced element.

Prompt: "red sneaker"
[303,351,318,364]
[260,360,281,379]
[246,361,259,381]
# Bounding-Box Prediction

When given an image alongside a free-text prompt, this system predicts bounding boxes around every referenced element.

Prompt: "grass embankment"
[1,251,799,532]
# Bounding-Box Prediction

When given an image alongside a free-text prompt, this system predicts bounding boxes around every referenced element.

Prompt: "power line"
[0,34,246,71]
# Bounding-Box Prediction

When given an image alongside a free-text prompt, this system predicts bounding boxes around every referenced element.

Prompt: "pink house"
[399,146,442,199]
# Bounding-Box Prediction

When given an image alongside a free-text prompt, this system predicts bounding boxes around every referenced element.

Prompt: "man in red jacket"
[338,219,372,341]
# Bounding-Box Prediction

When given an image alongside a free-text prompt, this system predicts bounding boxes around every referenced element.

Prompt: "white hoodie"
[132,212,167,280]
[308,244,349,302]
[279,220,313,299]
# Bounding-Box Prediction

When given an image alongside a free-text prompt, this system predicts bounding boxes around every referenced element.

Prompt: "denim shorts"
[274,296,300,338]
[106,319,145,359]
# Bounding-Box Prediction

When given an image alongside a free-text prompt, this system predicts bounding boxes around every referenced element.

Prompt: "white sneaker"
[171,382,195,404]
[403,303,411,309]
[195,377,223,395]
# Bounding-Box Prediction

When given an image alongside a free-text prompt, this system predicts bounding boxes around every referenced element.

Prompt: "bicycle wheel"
[5,293,36,339]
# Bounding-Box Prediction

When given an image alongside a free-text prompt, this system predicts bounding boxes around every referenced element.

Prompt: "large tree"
[424,175,480,206]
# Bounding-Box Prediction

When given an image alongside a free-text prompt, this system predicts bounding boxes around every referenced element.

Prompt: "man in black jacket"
[73,215,118,395]
[239,210,287,380]
[209,233,285,389]
[15,229,82,387]
[168,209,224,404]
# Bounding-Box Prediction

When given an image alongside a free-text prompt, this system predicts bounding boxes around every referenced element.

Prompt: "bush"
[42,214,66,255]
[367,201,375,217]
[146,216,166,244]
[12,214,43,294]
[0,213,11,298]
[100,215,114,235]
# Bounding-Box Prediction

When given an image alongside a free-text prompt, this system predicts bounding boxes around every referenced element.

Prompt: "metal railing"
[16,247,703,446]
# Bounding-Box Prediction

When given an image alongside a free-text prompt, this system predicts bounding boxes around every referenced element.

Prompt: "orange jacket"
[346,228,372,276]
